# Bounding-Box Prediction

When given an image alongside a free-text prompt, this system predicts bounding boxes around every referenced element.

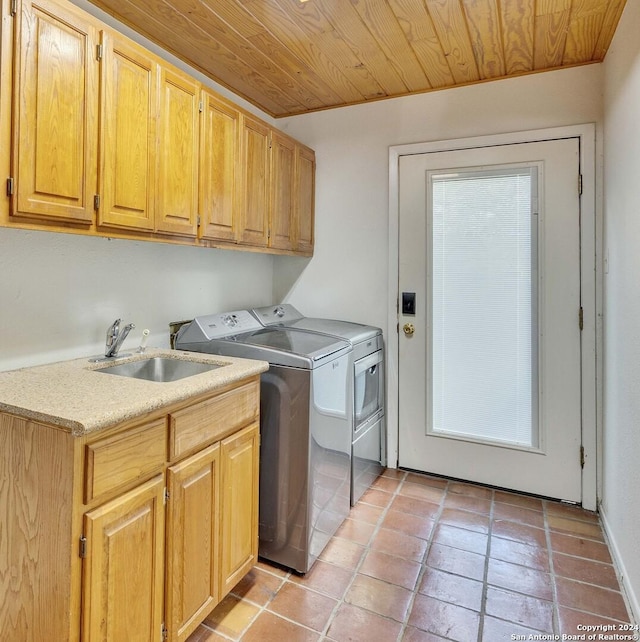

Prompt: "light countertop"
[0,348,269,436]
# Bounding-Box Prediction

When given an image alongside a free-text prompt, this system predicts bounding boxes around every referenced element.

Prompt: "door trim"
[388,124,598,510]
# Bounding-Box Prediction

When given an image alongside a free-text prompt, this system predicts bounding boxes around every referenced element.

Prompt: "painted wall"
[0,229,274,371]
[274,65,604,336]
[602,0,640,622]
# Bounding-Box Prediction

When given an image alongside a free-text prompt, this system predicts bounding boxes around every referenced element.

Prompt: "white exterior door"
[398,138,582,502]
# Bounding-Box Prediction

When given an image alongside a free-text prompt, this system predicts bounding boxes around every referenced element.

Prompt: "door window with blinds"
[426,165,540,450]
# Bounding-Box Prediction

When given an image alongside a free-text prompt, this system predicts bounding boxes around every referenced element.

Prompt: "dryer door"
[354,350,384,430]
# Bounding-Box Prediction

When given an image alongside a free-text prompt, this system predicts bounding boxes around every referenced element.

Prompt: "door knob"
[402,323,415,337]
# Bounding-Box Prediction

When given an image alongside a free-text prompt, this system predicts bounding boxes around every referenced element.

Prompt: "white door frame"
[387,124,598,510]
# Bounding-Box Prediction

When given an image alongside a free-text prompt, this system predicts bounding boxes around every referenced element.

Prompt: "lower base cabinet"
[166,441,221,642]
[0,375,261,642]
[220,424,260,596]
[82,475,166,642]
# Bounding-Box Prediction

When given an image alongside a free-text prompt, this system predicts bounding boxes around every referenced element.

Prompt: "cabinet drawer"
[85,418,167,503]
[169,379,259,460]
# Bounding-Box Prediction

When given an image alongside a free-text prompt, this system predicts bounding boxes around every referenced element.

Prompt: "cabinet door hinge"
[161,623,168,641]
[6,177,14,196]
[199,100,203,113]
[10,0,17,17]
[94,194,100,210]
[197,215,201,227]
[578,306,584,331]
[578,174,583,196]
[79,536,87,559]
[580,446,585,469]
[96,43,103,61]
[164,487,169,505]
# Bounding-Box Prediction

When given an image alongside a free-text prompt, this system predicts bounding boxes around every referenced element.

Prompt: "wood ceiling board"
[267,0,387,99]
[131,0,323,111]
[314,29,388,99]
[387,0,456,88]
[425,0,481,84]
[348,0,432,92]
[91,0,299,115]
[210,0,347,109]
[501,0,535,74]
[244,30,345,109]
[563,0,609,64]
[83,0,627,118]
[533,5,571,69]
[593,0,627,59]
[270,0,390,100]
[310,0,410,96]
[242,0,367,105]
[462,0,506,80]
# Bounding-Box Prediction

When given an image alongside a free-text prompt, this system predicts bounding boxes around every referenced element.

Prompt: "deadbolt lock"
[402,323,415,337]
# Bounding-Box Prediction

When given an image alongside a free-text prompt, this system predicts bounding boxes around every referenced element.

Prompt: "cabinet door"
[82,474,165,642]
[269,131,295,251]
[295,145,315,254]
[220,422,259,596]
[199,91,240,242]
[98,32,156,231]
[13,0,99,223]
[0,0,12,223]
[156,65,199,236]
[238,116,269,246]
[166,442,220,642]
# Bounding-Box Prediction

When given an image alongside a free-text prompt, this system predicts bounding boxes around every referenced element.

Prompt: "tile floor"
[187,469,635,641]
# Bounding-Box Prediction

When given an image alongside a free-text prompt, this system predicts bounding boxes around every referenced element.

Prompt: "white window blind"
[429,167,538,448]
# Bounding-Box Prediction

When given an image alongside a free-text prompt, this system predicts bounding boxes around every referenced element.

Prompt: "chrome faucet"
[104,319,135,358]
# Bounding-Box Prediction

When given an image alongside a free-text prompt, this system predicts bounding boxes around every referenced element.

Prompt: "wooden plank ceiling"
[88,0,627,118]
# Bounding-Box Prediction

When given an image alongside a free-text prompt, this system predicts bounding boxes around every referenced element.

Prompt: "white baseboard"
[600,506,640,625]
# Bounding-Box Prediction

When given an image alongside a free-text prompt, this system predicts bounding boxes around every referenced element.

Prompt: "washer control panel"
[194,310,262,339]
[252,304,305,326]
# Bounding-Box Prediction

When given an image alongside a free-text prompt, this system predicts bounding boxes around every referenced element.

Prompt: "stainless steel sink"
[96,356,224,382]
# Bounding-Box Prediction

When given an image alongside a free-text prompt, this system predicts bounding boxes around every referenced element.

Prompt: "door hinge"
[578,306,584,331]
[96,44,103,61]
[196,215,201,227]
[164,487,170,505]
[10,0,17,17]
[161,623,168,641]
[578,174,583,196]
[6,177,14,196]
[199,100,203,113]
[79,536,87,559]
[94,194,100,210]
[580,446,585,469]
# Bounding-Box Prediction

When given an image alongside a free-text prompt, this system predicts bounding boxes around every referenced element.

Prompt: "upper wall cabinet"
[156,67,200,237]
[239,115,270,247]
[2,0,315,256]
[199,91,240,243]
[295,145,315,254]
[1,0,13,223]
[269,131,295,252]
[98,32,156,231]
[12,0,99,224]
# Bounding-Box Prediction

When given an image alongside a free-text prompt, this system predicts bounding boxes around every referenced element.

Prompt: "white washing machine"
[251,304,385,505]
[175,309,352,573]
